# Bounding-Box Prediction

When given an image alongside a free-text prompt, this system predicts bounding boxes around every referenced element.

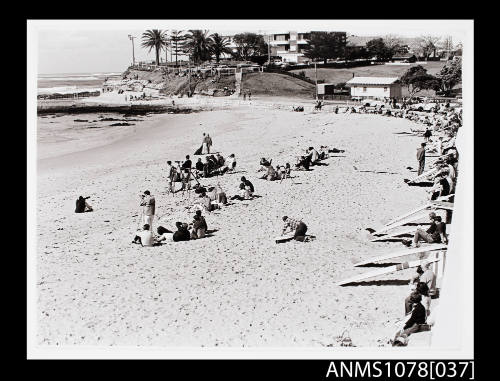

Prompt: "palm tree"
[141,30,168,66]
[209,33,231,63]
[183,30,212,64]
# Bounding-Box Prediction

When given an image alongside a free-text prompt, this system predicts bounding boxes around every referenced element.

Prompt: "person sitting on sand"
[263,164,278,181]
[196,191,219,212]
[403,213,448,248]
[215,183,228,204]
[419,262,437,297]
[191,210,208,239]
[172,221,191,242]
[392,292,426,346]
[405,281,429,315]
[132,224,154,247]
[195,158,204,176]
[221,154,236,174]
[428,173,451,201]
[230,183,252,201]
[281,216,308,242]
[240,176,254,194]
[75,196,93,213]
[182,155,192,170]
[307,147,320,164]
[216,153,225,167]
[295,155,312,171]
[259,157,272,171]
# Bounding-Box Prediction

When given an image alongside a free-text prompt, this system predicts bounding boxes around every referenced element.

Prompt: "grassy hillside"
[289,61,446,84]
[241,72,315,98]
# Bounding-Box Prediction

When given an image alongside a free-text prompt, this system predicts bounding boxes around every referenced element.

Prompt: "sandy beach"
[37,102,432,347]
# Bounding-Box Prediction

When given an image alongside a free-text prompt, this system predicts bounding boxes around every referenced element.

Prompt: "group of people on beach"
[383,98,461,346]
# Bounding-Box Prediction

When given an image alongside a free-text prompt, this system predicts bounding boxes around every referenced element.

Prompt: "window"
[363,87,367,92]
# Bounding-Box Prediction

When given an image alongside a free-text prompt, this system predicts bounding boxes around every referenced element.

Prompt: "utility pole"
[128,35,136,67]
[314,62,318,100]
[267,34,271,65]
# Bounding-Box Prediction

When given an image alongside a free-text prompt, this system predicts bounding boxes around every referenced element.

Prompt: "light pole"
[128,35,136,67]
[314,62,318,101]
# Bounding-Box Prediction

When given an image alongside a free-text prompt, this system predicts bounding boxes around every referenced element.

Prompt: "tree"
[169,30,186,66]
[209,33,231,63]
[412,35,441,60]
[366,38,393,61]
[440,36,454,59]
[183,30,212,64]
[141,30,168,66]
[345,45,369,61]
[383,34,402,51]
[303,32,346,64]
[400,65,440,99]
[436,57,462,95]
[232,33,267,61]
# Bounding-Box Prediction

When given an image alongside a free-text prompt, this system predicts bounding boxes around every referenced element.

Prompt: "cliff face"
[104,68,236,97]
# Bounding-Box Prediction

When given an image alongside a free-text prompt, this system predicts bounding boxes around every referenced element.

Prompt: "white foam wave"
[38,86,102,95]
[38,76,101,81]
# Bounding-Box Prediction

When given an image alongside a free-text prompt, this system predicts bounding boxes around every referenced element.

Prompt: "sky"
[32,20,472,74]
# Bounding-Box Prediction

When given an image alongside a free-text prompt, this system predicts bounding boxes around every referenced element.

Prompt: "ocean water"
[38,72,122,95]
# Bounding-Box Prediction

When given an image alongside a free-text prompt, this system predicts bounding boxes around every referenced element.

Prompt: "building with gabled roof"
[346,76,402,99]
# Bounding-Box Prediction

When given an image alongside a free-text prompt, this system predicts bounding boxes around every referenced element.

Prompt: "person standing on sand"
[140,190,156,232]
[202,133,209,154]
[206,134,213,153]
[417,143,426,175]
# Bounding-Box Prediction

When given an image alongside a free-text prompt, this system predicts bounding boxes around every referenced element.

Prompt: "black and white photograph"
[27,19,473,359]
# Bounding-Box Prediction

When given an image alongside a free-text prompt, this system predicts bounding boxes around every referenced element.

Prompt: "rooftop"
[346,77,400,86]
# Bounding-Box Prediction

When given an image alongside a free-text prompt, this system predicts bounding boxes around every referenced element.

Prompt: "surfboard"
[336,257,441,286]
[373,211,430,236]
[430,201,454,210]
[354,244,447,267]
[275,234,295,243]
[407,168,439,184]
[380,203,431,230]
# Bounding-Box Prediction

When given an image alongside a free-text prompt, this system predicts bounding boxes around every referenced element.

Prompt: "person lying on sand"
[132,224,154,247]
[191,210,208,239]
[75,196,93,213]
[281,216,308,242]
[402,213,448,248]
[155,225,173,242]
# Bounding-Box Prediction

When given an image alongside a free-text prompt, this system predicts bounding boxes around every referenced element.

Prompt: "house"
[267,31,347,64]
[346,77,402,99]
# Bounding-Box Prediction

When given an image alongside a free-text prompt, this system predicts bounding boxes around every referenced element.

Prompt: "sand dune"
[37,106,431,347]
